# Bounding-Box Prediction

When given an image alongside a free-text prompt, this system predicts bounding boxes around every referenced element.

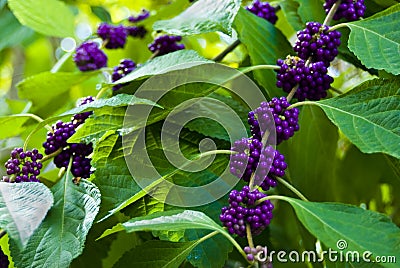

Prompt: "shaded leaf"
[0,9,34,51]
[284,197,400,268]
[0,182,53,248]
[114,240,197,268]
[233,8,292,97]
[293,0,325,23]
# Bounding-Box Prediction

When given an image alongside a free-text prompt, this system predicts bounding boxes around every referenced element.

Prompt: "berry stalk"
[276,177,308,201]
[323,0,342,26]
[212,39,241,62]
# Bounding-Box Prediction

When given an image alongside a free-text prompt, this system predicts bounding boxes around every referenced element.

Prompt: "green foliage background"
[0,0,399,267]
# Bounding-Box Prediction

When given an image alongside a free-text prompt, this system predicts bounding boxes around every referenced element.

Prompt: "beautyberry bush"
[0,0,399,268]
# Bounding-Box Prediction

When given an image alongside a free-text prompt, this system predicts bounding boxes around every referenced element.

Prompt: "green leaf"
[0,182,53,248]
[62,94,160,118]
[153,0,241,36]
[278,105,339,201]
[67,107,126,144]
[347,4,400,75]
[92,144,143,220]
[8,0,75,37]
[185,227,233,268]
[185,93,249,141]
[0,9,34,51]
[114,240,197,268]
[116,50,213,84]
[99,210,226,239]
[0,115,30,139]
[17,72,99,115]
[283,197,400,268]
[9,175,101,268]
[293,0,325,23]
[314,78,400,158]
[90,6,111,23]
[279,0,305,32]
[91,131,119,168]
[233,8,292,97]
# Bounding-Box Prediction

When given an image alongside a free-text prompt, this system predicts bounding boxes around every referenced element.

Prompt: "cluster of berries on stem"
[221,1,367,266]
[148,35,185,56]
[220,186,274,237]
[2,148,43,183]
[246,0,278,24]
[43,96,95,178]
[111,59,136,91]
[324,0,365,21]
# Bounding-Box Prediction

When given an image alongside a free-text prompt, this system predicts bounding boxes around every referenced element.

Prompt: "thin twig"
[323,0,342,26]
[286,85,299,103]
[276,177,309,201]
[212,39,241,62]
[0,230,6,239]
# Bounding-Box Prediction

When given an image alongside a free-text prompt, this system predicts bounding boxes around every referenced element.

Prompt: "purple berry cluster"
[294,22,341,66]
[73,42,107,72]
[324,0,365,21]
[53,144,93,178]
[257,147,287,191]
[220,186,274,237]
[72,96,96,126]
[229,138,263,182]
[276,56,333,101]
[0,247,9,268]
[43,121,76,155]
[229,138,287,191]
[43,97,95,178]
[112,59,136,91]
[248,97,300,144]
[126,26,147,38]
[148,35,185,56]
[97,23,128,49]
[246,0,278,24]
[128,9,150,23]
[2,148,43,183]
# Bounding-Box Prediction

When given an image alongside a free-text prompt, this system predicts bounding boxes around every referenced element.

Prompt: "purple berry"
[73,41,107,72]
[294,22,341,66]
[220,186,274,237]
[276,56,333,101]
[324,0,365,21]
[128,9,150,23]
[148,35,185,56]
[246,0,278,24]
[72,96,95,127]
[0,247,9,268]
[112,59,136,91]
[97,23,128,49]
